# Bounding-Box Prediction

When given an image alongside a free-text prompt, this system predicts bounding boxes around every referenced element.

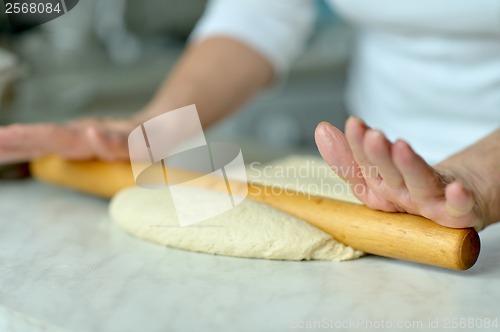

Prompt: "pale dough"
[109,155,364,261]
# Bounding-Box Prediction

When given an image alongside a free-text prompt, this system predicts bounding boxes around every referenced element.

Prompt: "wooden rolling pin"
[30,155,480,270]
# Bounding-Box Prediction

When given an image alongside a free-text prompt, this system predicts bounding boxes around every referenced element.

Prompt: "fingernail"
[445,197,475,218]
[317,121,332,128]
[349,115,362,123]
[368,129,383,138]
[349,116,368,128]
[318,121,338,138]
[394,139,411,150]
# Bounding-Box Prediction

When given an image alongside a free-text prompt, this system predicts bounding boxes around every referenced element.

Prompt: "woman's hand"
[0,37,274,166]
[315,117,499,230]
[0,117,137,164]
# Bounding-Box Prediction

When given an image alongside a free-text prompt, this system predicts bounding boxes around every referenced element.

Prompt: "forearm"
[437,128,500,227]
[135,37,274,128]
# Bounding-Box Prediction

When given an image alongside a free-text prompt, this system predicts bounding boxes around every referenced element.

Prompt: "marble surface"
[0,180,499,332]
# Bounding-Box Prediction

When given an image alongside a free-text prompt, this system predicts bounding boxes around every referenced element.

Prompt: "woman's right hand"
[0,117,138,165]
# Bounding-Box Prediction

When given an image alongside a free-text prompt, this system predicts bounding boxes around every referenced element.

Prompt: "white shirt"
[191,0,500,163]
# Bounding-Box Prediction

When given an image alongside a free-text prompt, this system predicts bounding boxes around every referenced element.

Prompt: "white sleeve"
[189,0,316,74]
[333,0,500,36]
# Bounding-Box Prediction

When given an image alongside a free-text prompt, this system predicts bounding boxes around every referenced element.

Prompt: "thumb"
[445,181,482,229]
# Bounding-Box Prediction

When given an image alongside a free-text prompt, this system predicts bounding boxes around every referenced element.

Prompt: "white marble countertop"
[1,180,499,332]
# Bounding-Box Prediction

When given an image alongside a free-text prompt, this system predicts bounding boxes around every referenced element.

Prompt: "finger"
[86,127,113,161]
[363,129,404,189]
[0,125,32,148]
[345,116,379,182]
[392,139,442,200]
[0,124,64,151]
[0,128,13,147]
[0,148,34,164]
[0,124,59,161]
[315,121,369,196]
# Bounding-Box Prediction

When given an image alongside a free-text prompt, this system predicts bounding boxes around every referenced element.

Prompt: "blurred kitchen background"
[0,0,353,162]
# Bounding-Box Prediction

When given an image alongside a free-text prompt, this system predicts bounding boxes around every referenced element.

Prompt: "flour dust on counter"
[109,155,364,261]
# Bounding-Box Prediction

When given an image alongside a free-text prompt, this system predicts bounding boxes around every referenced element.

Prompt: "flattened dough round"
[109,156,364,261]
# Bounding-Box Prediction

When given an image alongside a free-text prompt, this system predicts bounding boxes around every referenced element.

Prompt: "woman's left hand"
[315,117,499,230]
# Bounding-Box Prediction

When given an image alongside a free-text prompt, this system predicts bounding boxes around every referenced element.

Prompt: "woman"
[0,0,498,229]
